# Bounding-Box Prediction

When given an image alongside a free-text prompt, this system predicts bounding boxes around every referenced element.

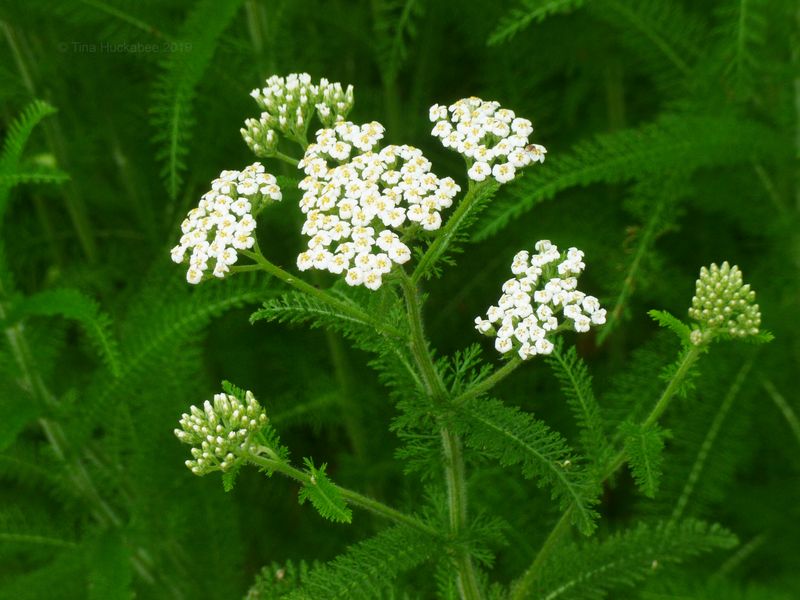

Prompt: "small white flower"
[467,161,492,182]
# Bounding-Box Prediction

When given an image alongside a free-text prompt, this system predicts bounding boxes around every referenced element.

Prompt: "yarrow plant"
[474,240,606,359]
[169,73,771,600]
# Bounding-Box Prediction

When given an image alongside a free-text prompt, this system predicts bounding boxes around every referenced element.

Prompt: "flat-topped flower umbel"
[296,121,460,290]
[429,97,546,184]
[170,163,281,284]
[475,240,606,359]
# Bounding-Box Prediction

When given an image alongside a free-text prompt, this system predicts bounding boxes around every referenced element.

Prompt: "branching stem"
[398,271,484,600]
[411,180,491,284]
[512,343,704,599]
[248,454,438,536]
[241,245,405,339]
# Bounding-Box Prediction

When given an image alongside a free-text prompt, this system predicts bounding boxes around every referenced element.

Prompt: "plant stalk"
[511,343,703,599]
[399,272,484,600]
[249,454,438,536]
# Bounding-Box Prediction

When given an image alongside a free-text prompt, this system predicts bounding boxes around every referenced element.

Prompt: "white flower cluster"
[429,97,546,184]
[475,240,606,359]
[296,121,461,290]
[688,262,761,339]
[171,163,282,284]
[242,73,354,156]
[175,389,268,475]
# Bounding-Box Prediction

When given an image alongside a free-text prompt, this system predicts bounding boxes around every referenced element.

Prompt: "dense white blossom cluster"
[475,240,606,359]
[171,163,281,284]
[689,262,761,340]
[242,73,354,156]
[296,121,461,290]
[175,389,268,475]
[429,97,546,184]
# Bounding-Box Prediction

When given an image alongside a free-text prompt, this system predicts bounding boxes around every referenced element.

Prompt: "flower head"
[429,97,546,184]
[296,121,460,290]
[688,262,761,340]
[243,73,354,156]
[475,240,605,359]
[175,389,268,475]
[171,163,281,284]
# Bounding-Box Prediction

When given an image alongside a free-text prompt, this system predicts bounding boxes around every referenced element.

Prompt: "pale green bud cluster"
[175,390,268,475]
[688,262,761,340]
[242,73,354,156]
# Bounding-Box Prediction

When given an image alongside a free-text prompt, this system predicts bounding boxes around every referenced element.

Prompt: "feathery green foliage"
[620,421,666,498]
[283,526,436,599]
[297,458,352,524]
[9,288,120,376]
[150,0,245,199]
[545,338,608,462]
[532,520,738,600]
[475,115,781,240]
[453,397,599,534]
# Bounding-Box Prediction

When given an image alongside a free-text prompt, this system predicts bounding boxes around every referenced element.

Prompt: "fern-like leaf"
[284,526,436,599]
[649,309,692,346]
[297,458,352,524]
[474,114,781,240]
[452,397,599,534]
[0,99,63,221]
[545,339,608,463]
[532,519,738,600]
[150,0,245,198]
[488,0,585,46]
[246,561,314,599]
[10,288,121,377]
[373,0,424,83]
[620,421,666,498]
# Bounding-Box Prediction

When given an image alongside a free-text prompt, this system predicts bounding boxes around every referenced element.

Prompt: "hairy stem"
[512,343,704,599]
[248,454,438,536]
[399,272,484,600]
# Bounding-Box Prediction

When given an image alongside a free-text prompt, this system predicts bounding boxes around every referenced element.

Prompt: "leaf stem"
[248,454,438,536]
[411,180,493,284]
[272,150,300,167]
[398,271,484,600]
[452,356,523,406]
[511,343,703,599]
[241,245,404,339]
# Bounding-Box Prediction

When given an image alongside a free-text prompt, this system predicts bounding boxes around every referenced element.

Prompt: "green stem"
[398,272,484,600]
[240,246,404,339]
[452,356,522,406]
[273,151,300,167]
[411,181,493,284]
[511,343,704,600]
[248,454,437,536]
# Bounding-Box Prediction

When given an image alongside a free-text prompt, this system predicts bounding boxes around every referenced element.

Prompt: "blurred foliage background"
[0,0,798,598]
